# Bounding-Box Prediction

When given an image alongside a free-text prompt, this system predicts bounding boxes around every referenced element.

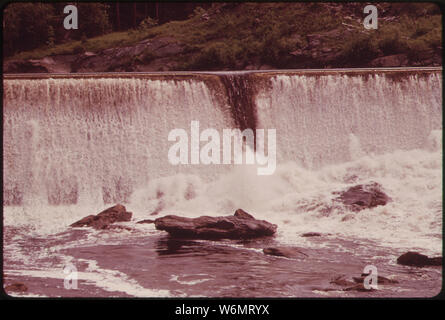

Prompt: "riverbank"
[3,3,442,73]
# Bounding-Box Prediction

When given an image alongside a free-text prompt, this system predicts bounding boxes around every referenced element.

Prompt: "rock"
[396,252,442,267]
[301,232,322,237]
[353,274,398,285]
[341,214,355,222]
[4,60,49,73]
[263,246,307,259]
[370,54,408,67]
[330,275,356,287]
[234,208,254,219]
[70,204,132,230]
[137,219,155,224]
[3,56,74,73]
[154,209,277,240]
[334,182,390,212]
[70,36,184,72]
[5,282,28,293]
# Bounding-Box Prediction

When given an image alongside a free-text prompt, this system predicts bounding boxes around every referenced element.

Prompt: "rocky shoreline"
[4,182,442,297]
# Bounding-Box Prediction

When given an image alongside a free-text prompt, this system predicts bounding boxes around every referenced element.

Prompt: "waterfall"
[3,69,442,207]
[255,71,442,168]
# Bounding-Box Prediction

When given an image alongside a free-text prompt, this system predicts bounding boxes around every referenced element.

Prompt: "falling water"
[3,70,441,207]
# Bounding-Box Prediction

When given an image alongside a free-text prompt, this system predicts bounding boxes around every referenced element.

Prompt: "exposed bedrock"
[154,209,277,240]
[334,182,391,212]
[70,204,132,230]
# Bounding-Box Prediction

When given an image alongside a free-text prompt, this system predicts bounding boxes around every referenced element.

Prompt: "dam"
[3,67,442,297]
[3,68,442,207]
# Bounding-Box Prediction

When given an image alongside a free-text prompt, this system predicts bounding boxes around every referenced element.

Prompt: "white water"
[3,71,443,255]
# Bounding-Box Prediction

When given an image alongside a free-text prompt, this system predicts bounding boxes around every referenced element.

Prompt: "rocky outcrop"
[4,56,74,73]
[4,37,184,73]
[154,209,277,240]
[334,182,390,212]
[71,37,184,72]
[263,247,308,259]
[70,204,132,230]
[370,54,408,67]
[396,252,442,267]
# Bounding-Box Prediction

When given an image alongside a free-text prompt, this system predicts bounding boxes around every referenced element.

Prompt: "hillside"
[3,2,442,73]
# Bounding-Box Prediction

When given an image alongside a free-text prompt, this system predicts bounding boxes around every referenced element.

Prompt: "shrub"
[340,34,380,64]
[378,29,407,55]
[72,44,85,55]
[138,49,156,64]
[139,17,158,31]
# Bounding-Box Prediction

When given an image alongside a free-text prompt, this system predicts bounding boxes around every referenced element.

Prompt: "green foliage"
[5,2,442,70]
[339,33,380,65]
[76,3,111,38]
[3,3,55,55]
[72,44,85,55]
[139,17,158,31]
[377,26,408,55]
[3,3,111,56]
[46,26,56,47]
[185,42,239,69]
[190,6,207,20]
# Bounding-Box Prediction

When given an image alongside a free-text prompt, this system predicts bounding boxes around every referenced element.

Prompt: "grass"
[339,14,442,65]
[10,30,154,60]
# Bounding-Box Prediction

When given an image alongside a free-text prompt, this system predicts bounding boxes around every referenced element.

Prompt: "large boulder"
[397,252,442,267]
[154,209,277,240]
[70,204,132,230]
[334,182,390,212]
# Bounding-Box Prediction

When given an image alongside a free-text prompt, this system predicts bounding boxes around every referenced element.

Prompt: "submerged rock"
[396,252,442,267]
[334,182,390,212]
[352,274,398,285]
[154,209,277,240]
[330,275,356,287]
[330,274,392,292]
[70,204,132,230]
[5,282,28,293]
[301,232,322,237]
[263,247,308,259]
[137,219,155,224]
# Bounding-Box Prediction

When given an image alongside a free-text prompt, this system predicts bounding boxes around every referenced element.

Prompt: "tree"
[3,3,55,55]
[76,3,111,38]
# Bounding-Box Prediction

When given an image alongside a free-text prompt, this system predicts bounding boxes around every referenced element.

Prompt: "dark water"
[3,225,442,298]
